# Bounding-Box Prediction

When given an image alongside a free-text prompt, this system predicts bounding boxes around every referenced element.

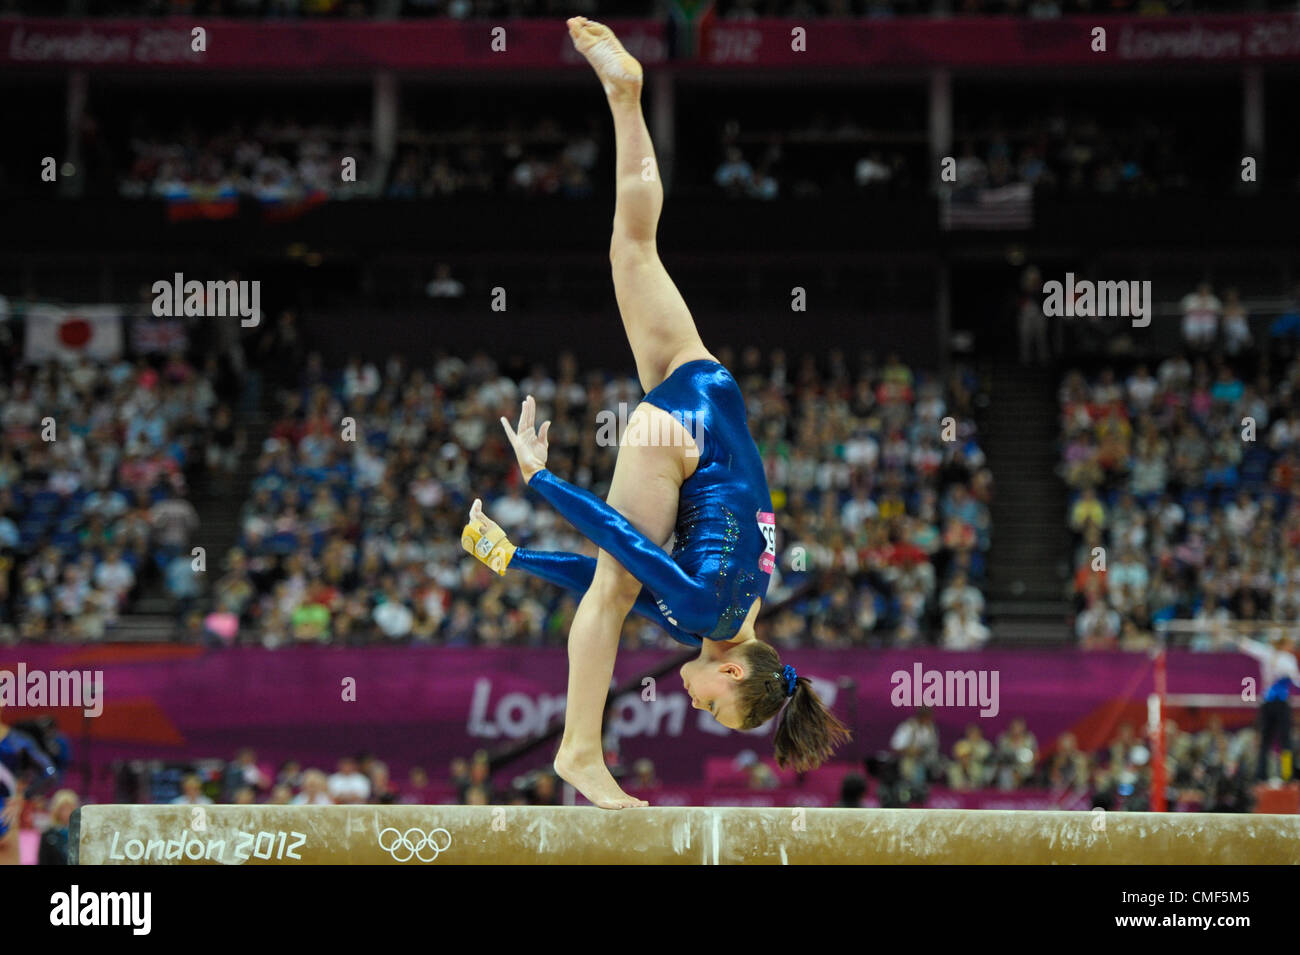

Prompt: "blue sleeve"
[13,732,60,799]
[527,469,712,633]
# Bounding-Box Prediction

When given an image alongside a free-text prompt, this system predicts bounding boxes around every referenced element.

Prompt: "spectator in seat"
[291,770,333,806]
[425,263,466,300]
[1180,280,1221,350]
[1048,733,1091,789]
[38,789,78,866]
[947,740,988,791]
[1069,485,1106,534]
[943,603,990,650]
[326,757,370,805]
[1077,587,1121,649]
[995,718,1039,790]
[223,747,270,800]
[171,774,212,806]
[890,707,941,787]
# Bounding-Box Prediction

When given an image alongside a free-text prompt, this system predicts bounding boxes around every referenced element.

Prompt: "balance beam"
[70,804,1300,864]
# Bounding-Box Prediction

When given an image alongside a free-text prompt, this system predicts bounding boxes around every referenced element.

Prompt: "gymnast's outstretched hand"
[501,395,550,484]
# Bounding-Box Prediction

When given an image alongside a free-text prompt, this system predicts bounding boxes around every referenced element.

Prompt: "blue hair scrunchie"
[782,664,798,698]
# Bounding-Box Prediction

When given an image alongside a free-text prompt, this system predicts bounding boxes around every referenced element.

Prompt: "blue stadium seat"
[51,531,79,554]
[29,490,62,517]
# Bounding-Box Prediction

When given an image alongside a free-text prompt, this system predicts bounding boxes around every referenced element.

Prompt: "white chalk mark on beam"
[671,819,691,856]
[526,815,560,855]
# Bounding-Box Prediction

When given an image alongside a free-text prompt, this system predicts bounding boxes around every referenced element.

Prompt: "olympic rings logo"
[377,826,453,863]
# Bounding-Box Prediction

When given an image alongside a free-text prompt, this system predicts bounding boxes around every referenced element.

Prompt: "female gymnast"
[461,17,849,809]
[0,703,60,864]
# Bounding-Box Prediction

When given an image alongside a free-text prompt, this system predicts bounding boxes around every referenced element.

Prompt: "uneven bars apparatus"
[69,804,1300,864]
[1150,620,1300,804]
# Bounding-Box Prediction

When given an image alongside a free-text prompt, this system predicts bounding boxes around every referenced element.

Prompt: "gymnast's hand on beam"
[501,395,550,485]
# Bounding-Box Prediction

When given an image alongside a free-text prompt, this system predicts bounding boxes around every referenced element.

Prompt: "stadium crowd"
[886,707,1264,811]
[104,104,1235,204]
[0,347,230,642]
[103,106,1243,207]
[712,102,1214,201]
[1060,281,1300,649]
[110,112,601,204]
[117,114,378,204]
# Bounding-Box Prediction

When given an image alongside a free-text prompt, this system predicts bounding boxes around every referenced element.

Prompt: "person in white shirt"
[342,358,381,400]
[327,758,371,804]
[170,774,213,806]
[1076,595,1121,647]
[1224,492,1259,538]
[426,262,466,299]
[943,604,991,650]
[1268,411,1300,452]
[1224,632,1300,780]
[940,572,984,618]
[840,487,878,533]
[1180,281,1221,349]
[93,547,136,607]
[291,769,334,806]
[373,593,414,639]
[494,487,533,528]
[890,708,941,786]
[1125,364,1158,411]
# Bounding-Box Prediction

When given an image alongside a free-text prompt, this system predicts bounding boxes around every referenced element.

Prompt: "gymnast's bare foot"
[555,745,649,810]
[567,16,642,102]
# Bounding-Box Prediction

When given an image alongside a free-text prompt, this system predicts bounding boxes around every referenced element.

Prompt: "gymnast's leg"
[508,547,700,647]
[484,407,692,807]
[567,16,715,392]
[550,415,688,808]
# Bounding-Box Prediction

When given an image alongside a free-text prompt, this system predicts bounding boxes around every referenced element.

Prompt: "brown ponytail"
[735,641,851,772]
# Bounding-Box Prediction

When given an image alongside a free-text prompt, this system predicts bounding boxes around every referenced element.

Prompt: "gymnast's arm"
[1,731,60,829]
[500,395,701,604]
[1230,633,1271,663]
[13,731,60,799]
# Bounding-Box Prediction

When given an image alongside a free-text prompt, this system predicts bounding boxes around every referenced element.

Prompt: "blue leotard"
[515,360,775,647]
[0,727,59,838]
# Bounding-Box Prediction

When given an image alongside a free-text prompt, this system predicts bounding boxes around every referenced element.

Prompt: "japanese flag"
[24,305,124,363]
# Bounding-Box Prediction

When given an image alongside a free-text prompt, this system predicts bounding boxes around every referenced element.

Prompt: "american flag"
[940,182,1034,231]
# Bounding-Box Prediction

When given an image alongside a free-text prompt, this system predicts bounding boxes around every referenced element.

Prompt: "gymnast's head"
[679,640,850,772]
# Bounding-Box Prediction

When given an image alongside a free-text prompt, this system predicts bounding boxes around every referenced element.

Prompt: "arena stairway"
[979,359,1072,643]
[113,406,270,641]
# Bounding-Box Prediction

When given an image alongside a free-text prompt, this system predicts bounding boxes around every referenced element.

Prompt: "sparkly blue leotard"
[515,360,775,647]
[0,727,59,838]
